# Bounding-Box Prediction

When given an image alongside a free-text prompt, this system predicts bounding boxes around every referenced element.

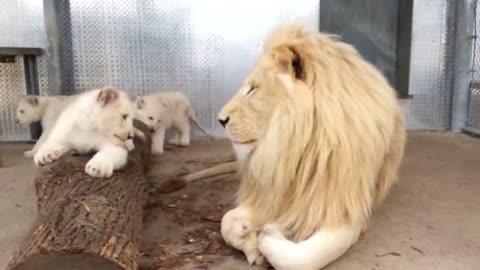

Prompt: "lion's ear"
[26,96,39,106]
[136,97,145,109]
[272,45,304,81]
[97,86,119,106]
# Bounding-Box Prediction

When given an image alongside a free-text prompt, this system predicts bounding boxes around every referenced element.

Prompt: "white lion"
[16,95,76,158]
[134,91,213,155]
[33,86,136,178]
[216,24,406,270]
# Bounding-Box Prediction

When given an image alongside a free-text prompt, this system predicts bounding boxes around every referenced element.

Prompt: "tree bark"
[7,120,151,270]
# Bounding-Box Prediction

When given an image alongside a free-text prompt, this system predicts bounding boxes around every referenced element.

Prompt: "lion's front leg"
[221,207,264,265]
[258,224,361,270]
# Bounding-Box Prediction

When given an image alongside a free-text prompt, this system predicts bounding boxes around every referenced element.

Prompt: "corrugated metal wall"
[403,0,456,130]
[64,0,319,136]
[0,0,49,141]
[468,0,480,130]
[0,0,469,141]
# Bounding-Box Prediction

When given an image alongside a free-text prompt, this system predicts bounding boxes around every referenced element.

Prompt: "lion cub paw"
[151,148,164,155]
[24,150,36,158]
[34,145,67,166]
[168,137,189,147]
[85,156,114,178]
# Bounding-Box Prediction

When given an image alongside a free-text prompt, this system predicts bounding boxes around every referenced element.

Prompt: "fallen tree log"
[7,120,151,270]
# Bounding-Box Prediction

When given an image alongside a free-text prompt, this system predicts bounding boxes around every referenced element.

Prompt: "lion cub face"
[93,87,135,147]
[134,97,165,132]
[218,49,298,158]
[16,96,42,126]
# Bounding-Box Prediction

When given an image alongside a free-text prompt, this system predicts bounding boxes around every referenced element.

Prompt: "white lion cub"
[134,91,213,155]
[16,95,76,158]
[33,86,136,178]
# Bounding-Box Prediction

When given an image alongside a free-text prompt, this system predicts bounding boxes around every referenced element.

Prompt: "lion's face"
[93,87,135,147]
[134,97,165,132]
[16,96,42,126]
[218,49,301,159]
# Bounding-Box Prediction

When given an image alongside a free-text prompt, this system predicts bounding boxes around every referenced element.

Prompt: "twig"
[69,196,91,213]
[411,246,425,255]
[375,251,401,257]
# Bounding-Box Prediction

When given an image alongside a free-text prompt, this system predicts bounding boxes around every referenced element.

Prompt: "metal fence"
[0,0,470,141]
[468,0,480,131]
[0,0,48,141]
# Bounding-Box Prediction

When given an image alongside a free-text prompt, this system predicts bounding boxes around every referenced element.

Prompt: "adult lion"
[213,24,406,270]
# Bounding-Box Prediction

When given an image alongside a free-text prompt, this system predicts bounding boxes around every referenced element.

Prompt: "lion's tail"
[187,107,215,138]
[374,113,406,207]
[182,161,239,183]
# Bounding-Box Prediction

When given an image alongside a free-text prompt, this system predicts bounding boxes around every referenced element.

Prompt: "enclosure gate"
[468,0,480,133]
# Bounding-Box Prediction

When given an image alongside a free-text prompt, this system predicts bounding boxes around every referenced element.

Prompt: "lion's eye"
[19,110,24,114]
[246,86,256,96]
[122,114,128,120]
[148,116,154,121]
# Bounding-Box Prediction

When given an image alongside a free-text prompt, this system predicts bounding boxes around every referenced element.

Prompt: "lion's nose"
[218,117,230,128]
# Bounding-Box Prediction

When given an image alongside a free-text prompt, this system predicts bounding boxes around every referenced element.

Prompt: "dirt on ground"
[139,138,264,270]
[1,132,480,270]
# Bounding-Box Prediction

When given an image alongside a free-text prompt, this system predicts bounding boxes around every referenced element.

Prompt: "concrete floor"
[0,131,479,270]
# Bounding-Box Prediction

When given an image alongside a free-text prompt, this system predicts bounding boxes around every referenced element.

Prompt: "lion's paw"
[260,224,285,239]
[85,156,114,178]
[168,137,189,146]
[167,137,180,145]
[258,224,297,270]
[34,145,66,166]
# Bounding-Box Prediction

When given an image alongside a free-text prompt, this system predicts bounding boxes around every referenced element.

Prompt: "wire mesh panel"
[404,0,456,130]
[0,0,455,139]
[64,0,456,133]
[38,55,50,96]
[0,0,46,48]
[468,0,480,129]
[0,0,47,142]
[0,56,30,141]
[66,0,319,136]
[0,55,50,142]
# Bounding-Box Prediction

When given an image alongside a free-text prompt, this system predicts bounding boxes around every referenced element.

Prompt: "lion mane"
[236,25,405,241]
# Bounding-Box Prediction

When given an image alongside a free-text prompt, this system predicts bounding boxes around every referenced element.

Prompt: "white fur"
[258,224,360,270]
[16,95,76,157]
[134,91,213,155]
[232,143,254,161]
[222,207,361,270]
[33,86,135,178]
[221,207,264,265]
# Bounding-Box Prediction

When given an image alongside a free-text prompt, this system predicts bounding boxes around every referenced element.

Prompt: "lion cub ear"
[135,97,145,109]
[97,86,119,106]
[272,45,304,81]
[23,96,39,106]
